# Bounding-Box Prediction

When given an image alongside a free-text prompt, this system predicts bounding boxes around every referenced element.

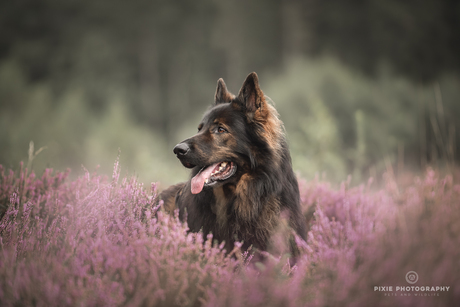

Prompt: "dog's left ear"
[237,72,266,120]
[215,78,234,104]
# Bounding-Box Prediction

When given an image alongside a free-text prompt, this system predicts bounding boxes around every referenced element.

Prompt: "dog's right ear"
[215,78,234,104]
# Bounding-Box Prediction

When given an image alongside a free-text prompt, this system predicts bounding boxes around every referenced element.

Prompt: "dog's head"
[173,72,277,194]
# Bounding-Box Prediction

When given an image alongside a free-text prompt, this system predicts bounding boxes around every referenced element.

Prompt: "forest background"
[1,0,459,186]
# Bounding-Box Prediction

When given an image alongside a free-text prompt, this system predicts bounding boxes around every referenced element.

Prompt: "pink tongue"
[191,163,220,194]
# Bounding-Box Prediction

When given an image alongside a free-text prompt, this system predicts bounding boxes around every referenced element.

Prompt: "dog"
[160,72,306,255]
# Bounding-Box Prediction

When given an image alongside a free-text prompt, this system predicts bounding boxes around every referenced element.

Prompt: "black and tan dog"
[161,72,306,254]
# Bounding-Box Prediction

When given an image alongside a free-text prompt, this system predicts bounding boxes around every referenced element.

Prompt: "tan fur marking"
[212,186,228,229]
[258,102,284,164]
[255,197,281,246]
[238,73,284,166]
[234,174,255,221]
[210,147,239,160]
[224,134,238,150]
[234,172,282,245]
[163,197,176,214]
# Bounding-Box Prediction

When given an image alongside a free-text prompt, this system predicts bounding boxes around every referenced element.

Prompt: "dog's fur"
[160,72,306,254]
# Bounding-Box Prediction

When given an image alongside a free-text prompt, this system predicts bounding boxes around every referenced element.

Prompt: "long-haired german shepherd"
[160,72,306,255]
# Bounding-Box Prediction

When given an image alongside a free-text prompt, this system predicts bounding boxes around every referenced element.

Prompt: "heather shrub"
[0,161,240,306]
[1,161,459,306]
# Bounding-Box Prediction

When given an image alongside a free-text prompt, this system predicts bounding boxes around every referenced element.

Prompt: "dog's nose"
[173,143,190,156]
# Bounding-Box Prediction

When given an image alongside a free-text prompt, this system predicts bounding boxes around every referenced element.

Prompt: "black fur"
[161,72,306,254]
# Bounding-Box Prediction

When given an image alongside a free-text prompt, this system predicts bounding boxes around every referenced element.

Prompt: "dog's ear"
[237,72,266,120]
[215,78,234,104]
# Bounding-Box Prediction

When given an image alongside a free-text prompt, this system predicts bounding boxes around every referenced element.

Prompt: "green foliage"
[0,59,187,185]
[2,54,460,185]
[1,0,460,183]
[263,57,460,181]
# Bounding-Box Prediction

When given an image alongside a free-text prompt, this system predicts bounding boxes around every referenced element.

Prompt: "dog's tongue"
[191,163,220,194]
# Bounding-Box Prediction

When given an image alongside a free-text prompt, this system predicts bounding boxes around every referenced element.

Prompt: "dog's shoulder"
[159,182,186,214]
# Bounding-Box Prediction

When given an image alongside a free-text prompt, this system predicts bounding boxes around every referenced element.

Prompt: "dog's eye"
[217,127,227,133]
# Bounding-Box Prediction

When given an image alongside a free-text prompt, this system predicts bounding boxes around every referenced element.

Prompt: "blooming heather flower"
[0,165,459,306]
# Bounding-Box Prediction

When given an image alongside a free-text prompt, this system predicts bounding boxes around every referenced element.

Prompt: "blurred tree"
[301,0,460,82]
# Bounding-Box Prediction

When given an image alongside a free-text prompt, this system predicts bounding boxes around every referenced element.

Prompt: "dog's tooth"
[221,162,227,167]
[205,178,209,184]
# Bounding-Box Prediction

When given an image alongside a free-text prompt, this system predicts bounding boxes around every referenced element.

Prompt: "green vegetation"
[0,59,188,186]
[2,56,459,185]
[1,0,459,184]
[265,57,460,181]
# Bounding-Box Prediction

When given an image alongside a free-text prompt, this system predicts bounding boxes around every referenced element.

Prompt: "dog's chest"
[212,186,228,227]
